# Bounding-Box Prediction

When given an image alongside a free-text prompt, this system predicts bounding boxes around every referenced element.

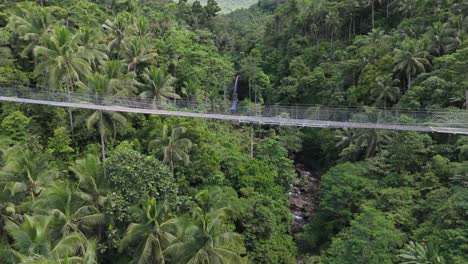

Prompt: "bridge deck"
[0,88,467,135]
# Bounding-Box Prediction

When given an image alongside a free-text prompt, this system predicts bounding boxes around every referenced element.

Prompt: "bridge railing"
[1,86,468,129]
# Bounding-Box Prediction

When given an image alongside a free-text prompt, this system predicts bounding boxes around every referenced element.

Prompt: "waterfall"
[233,75,240,94]
[230,75,240,112]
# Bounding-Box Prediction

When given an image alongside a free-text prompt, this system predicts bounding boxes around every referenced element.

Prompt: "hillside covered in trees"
[0,0,467,263]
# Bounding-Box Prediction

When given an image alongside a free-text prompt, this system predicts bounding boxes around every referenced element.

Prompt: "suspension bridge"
[0,86,467,135]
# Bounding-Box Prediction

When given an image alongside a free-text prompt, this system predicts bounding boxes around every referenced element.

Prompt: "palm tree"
[120,198,177,264]
[371,75,400,110]
[325,11,341,45]
[335,128,361,161]
[35,182,105,237]
[138,66,180,108]
[1,146,58,202]
[100,60,138,139]
[7,2,54,58]
[368,0,378,29]
[181,81,203,102]
[133,16,153,39]
[123,38,157,73]
[101,60,139,97]
[354,128,393,158]
[397,241,446,264]
[70,154,109,211]
[75,27,109,70]
[75,73,128,160]
[34,26,91,89]
[34,26,91,140]
[397,0,418,18]
[102,14,133,55]
[149,125,192,173]
[368,28,386,47]
[428,22,460,56]
[5,214,95,263]
[393,40,431,90]
[165,190,244,264]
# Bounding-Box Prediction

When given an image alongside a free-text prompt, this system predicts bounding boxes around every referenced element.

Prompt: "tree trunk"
[66,87,75,142]
[372,1,375,29]
[170,149,175,173]
[101,133,106,161]
[248,79,252,101]
[254,86,257,105]
[39,0,44,8]
[349,16,353,41]
[408,74,411,90]
[250,127,254,159]
[465,88,468,110]
[354,15,357,35]
[387,1,389,17]
[113,121,117,139]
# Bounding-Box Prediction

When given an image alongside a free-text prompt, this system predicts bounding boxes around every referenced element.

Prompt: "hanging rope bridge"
[0,86,467,135]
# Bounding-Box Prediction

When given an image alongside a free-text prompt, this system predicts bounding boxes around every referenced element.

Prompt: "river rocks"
[290,162,320,234]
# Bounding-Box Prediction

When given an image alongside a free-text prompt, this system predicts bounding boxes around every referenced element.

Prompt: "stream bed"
[289,159,321,235]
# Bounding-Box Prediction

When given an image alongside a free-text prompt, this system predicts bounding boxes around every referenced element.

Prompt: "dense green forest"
[0,0,466,263]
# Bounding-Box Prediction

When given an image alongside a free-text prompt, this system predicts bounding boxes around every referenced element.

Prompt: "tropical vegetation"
[0,0,466,263]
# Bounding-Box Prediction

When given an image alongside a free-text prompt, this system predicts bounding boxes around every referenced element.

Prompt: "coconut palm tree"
[354,128,394,158]
[133,16,153,39]
[119,198,177,264]
[70,154,109,211]
[165,190,244,264]
[397,0,419,18]
[371,75,400,110]
[75,27,109,70]
[5,214,96,263]
[75,73,128,160]
[7,2,54,58]
[398,241,446,264]
[34,26,91,140]
[393,40,431,90]
[138,67,180,108]
[122,38,157,73]
[335,128,362,161]
[1,146,58,202]
[34,26,91,89]
[368,0,379,29]
[102,14,133,55]
[101,60,139,97]
[35,182,105,237]
[325,11,341,45]
[427,22,460,56]
[148,125,192,173]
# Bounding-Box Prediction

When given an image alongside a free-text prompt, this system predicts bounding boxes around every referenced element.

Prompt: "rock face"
[290,162,320,235]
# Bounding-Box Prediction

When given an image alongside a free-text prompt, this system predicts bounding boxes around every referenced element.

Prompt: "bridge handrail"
[1,85,467,129]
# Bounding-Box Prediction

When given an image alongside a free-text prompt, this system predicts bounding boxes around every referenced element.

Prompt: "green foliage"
[0,0,467,262]
[105,143,178,224]
[0,111,31,142]
[300,162,375,252]
[148,125,192,172]
[322,207,404,264]
[239,190,296,263]
[119,198,176,264]
[413,187,468,263]
[47,127,74,162]
[4,215,95,263]
[398,241,447,264]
